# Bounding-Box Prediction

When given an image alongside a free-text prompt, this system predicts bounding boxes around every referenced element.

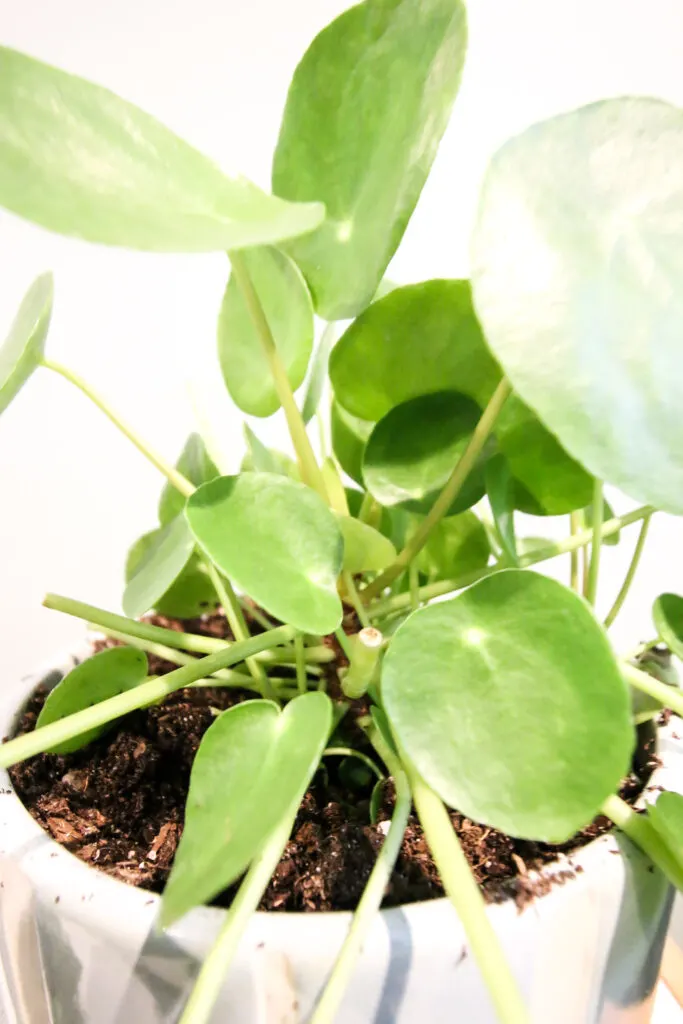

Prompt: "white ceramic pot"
[0,650,681,1024]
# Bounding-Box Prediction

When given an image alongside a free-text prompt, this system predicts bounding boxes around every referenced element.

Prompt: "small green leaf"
[337,514,396,574]
[470,98,683,514]
[383,570,634,841]
[186,473,344,634]
[125,533,217,619]
[630,646,679,717]
[648,792,683,861]
[302,322,338,425]
[331,401,374,485]
[159,434,219,526]
[161,691,332,926]
[496,397,593,516]
[36,647,148,754]
[0,48,324,252]
[242,424,299,480]
[584,498,620,547]
[362,391,487,515]
[484,456,517,565]
[0,273,53,416]
[416,510,490,581]
[330,281,501,422]
[123,516,196,619]
[653,594,683,660]
[273,0,467,318]
[218,247,314,417]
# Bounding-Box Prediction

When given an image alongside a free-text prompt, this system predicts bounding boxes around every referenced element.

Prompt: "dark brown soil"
[7,613,659,913]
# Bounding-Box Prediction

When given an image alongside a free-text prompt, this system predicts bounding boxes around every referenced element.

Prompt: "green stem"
[409,769,529,1024]
[621,662,683,719]
[602,794,683,891]
[41,359,194,497]
[343,571,371,629]
[179,814,293,1024]
[362,379,512,601]
[334,627,354,661]
[569,512,581,592]
[205,563,275,701]
[322,747,385,782]
[294,633,307,696]
[311,731,409,1024]
[409,561,419,612]
[370,504,655,620]
[228,252,328,504]
[0,625,295,768]
[604,514,652,629]
[358,492,381,529]
[585,481,603,605]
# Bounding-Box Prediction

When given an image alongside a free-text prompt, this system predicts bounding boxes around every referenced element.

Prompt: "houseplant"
[2,0,683,1020]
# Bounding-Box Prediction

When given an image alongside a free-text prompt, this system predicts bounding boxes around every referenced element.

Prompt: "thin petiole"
[408,767,529,1024]
[228,252,329,504]
[409,561,419,612]
[334,626,354,661]
[602,793,683,890]
[362,378,512,601]
[358,492,381,529]
[322,746,385,782]
[311,728,409,1024]
[343,571,371,629]
[204,563,276,702]
[604,513,652,629]
[0,625,296,769]
[569,511,581,592]
[584,481,603,605]
[621,662,683,718]
[179,814,294,1024]
[41,359,195,497]
[294,632,308,696]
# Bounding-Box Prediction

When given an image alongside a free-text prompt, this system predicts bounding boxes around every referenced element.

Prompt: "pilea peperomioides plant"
[1,2,683,1022]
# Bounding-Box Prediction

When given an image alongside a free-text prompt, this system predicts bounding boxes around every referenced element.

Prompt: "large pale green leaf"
[159,434,219,526]
[362,391,487,515]
[161,692,331,926]
[648,792,683,861]
[36,647,148,754]
[496,397,593,516]
[653,594,683,660]
[337,514,396,574]
[273,1,467,318]
[186,473,343,634]
[0,47,323,252]
[218,247,314,417]
[123,516,195,619]
[382,570,634,841]
[330,281,500,421]
[0,273,53,416]
[331,401,374,485]
[471,98,683,514]
[125,532,218,619]
[416,510,490,581]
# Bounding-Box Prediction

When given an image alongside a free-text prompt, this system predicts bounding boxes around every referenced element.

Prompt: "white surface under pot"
[0,650,681,1024]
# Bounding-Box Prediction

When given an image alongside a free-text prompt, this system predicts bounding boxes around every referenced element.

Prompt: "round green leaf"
[123,516,196,619]
[0,273,53,416]
[653,594,683,660]
[471,98,683,514]
[337,514,397,574]
[330,280,501,422]
[331,401,374,485]
[484,455,517,565]
[416,510,490,581]
[496,397,593,516]
[648,792,683,861]
[161,692,332,926]
[0,47,323,253]
[362,391,487,515]
[383,570,634,841]
[218,247,314,417]
[125,533,217,619]
[36,647,148,754]
[159,433,219,526]
[186,473,344,634]
[273,0,467,319]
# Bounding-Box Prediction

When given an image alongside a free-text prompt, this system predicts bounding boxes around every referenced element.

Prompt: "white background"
[0,0,682,686]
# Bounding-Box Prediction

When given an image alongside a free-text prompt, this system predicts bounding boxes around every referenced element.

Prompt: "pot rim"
[1,644,679,934]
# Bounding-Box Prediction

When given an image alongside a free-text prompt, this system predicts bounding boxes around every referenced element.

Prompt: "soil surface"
[8,612,660,913]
